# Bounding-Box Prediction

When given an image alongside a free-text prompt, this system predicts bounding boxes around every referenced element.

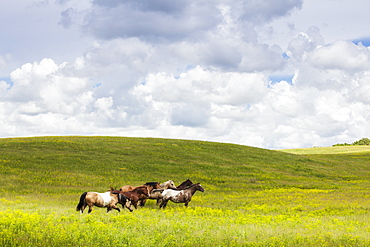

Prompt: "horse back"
[119,190,138,201]
[86,192,111,207]
[162,189,181,199]
[120,185,135,192]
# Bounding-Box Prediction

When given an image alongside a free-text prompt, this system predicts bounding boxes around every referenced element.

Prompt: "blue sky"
[1,0,370,149]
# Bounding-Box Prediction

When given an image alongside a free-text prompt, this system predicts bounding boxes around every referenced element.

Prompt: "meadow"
[0,136,369,246]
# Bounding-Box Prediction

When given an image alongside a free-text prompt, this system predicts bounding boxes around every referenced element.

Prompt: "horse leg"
[140,199,147,207]
[112,205,121,213]
[160,199,168,209]
[156,198,162,206]
[184,202,189,207]
[88,205,93,214]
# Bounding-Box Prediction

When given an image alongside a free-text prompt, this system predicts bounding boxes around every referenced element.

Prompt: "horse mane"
[144,182,159,186]
[185,183,199,189]
[177,179,193,188]
[152,189,164,193]
[133,185,146,189]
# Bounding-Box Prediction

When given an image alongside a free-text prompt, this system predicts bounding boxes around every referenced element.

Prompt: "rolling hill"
[1,136,369,246]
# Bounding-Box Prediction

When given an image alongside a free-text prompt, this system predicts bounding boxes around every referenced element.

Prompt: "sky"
[1,0,370,149]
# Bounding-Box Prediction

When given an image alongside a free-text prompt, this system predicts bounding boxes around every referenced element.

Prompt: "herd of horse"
[76,179,205,214]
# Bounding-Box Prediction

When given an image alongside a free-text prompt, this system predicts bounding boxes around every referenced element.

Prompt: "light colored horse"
[159,183,204,209]
[160,180,177,190]
[76,191,133,214]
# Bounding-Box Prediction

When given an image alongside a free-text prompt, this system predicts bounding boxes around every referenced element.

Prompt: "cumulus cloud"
[81,0,221,42]
[307,41,370,72]
[2,0,370,149]
[62,0,303,44]
[239,0,303,23]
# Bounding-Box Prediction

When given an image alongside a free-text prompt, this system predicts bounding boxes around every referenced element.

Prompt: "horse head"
[135,186,150,197]
[161,180,177,190]
[195,183,205,192]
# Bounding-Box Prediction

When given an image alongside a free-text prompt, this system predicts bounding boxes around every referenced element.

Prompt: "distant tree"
[333,138,370,146]
[332,143,350,146]
[352,138,370,145]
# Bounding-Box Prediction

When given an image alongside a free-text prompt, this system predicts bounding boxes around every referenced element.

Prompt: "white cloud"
[307,41,370,72]
[133,67,267,106]
[268,81,301,117]
[0,80,10,95]
[2,0,370,149]
[81,0,222,42]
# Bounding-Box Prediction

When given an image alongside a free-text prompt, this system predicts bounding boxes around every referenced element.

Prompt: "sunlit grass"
[280,145,370,154]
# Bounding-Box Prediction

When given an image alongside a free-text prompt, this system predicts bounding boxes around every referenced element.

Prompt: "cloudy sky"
[1,0,370,149]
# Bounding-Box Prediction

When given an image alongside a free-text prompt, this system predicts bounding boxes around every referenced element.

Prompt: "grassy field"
[0,136,369,246]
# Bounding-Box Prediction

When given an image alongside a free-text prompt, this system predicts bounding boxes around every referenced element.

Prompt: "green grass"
[1,136,370,246]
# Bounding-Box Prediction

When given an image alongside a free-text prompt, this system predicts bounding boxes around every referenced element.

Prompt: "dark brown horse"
[159,183,204,209]
[112,186,149,209]
[176,179,194,190]
[119,182,160,192]
[120,182,161,207]
[76,191,133,214]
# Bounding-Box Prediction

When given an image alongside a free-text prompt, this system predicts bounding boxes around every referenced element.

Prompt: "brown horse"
[76,191,133,214]
[159,183,205,209]
[176,179,194,190]
[112,186,149,209]
[120,182,161,207]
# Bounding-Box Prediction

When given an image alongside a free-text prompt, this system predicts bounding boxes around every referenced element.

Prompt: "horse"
[76,191,133,214]
[176,179,194,190]
[159,183,205,209]
[119,182,160,193]
[120,182,161,207]
[143,180,178,206]
[111,186,149,209]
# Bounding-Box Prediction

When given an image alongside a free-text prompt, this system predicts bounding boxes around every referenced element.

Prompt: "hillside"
[1,136,369,195]
[1,136,370,246]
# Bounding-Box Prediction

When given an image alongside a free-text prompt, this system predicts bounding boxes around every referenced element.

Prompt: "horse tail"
[76,192,88,211]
